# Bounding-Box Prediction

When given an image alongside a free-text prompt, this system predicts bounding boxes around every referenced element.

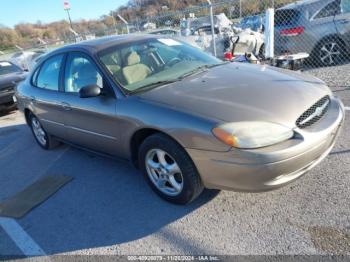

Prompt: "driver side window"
[64,53,103,93]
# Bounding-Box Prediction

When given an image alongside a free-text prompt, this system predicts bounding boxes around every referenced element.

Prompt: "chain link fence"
[1,0,349,71]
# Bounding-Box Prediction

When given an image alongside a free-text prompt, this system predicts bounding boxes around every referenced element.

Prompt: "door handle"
[61,102,72,111]
[30,96,36,103]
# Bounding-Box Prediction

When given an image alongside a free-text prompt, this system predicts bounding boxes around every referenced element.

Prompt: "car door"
[61,52,120,155]
[303,1,340,55]
[334,0,350,44]
[30,54,67,139]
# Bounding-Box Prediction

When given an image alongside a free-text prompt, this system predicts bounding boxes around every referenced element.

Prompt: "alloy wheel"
[145,149,184,196]
[31,117,47,146]
[319,41,342,66]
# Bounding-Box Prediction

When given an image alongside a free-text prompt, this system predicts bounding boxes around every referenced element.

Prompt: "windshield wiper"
[131,79,180,94]
[208,61,230,68]
[179,62,229,80]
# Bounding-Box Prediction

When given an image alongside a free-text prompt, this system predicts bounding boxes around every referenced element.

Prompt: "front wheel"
[139,134,204,205]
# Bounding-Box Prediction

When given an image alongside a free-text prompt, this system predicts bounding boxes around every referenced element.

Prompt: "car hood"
[137,63,331,128]
[0,72,27,91]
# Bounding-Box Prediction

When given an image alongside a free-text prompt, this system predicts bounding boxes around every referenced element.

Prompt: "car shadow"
[330,149,350,156]
[0,106,17,118]
[0,123,219,255]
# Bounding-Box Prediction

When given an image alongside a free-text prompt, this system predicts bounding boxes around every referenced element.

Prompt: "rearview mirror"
[79,84,101,98]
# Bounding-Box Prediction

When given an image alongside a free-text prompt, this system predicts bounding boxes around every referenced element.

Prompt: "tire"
[311,37,346,67]
[29,113,60,150]
[138,133,204,205]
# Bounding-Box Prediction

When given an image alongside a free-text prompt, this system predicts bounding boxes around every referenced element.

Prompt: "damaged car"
[181,13,265,59]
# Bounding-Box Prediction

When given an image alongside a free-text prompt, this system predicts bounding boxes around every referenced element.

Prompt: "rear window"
[275,9,301,26]
[35,55,63,91]
[0,61,21,75]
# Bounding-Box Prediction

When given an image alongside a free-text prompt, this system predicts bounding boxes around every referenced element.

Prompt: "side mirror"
[79,84,101,98]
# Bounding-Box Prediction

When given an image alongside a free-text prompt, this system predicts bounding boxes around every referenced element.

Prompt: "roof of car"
[149,29,177,33]
[0,60,16,65]
[53,34,158,54]
[279,0,331,10]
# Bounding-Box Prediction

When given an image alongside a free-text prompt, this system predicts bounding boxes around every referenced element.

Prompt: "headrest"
[78,63,97,77]
[127,52,141,66]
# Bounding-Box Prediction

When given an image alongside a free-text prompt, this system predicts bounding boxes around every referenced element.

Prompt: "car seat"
[122,52,151,85]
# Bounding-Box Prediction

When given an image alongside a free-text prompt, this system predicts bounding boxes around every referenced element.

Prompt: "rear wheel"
[29,113,59,150]
[312,38,346,67]
[139,134,204,205]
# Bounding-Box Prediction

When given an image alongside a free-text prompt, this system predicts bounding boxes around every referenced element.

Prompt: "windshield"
[98,38,222,93]
[0,61,22,76]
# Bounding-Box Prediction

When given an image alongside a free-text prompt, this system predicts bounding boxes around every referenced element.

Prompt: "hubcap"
[145,149,184,196]
[31,117,47,146]
[319,42,341,66]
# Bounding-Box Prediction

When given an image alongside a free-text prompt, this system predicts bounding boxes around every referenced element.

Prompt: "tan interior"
[122,52,151,85]
[106,64,121,76]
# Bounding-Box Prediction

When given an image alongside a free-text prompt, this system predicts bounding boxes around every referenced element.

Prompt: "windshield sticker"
[0,62,12,67]
[158,39,182,46]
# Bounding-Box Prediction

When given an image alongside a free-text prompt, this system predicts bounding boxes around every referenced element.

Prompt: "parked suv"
[275,0,350,66]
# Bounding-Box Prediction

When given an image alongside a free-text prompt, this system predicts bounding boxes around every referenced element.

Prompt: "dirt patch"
[307,226,350,254]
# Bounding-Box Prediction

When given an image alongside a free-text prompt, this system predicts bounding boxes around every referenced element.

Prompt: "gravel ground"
[0,65,349,258]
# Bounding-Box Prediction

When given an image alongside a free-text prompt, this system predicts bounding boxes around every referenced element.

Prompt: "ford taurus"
[15,35,344,204]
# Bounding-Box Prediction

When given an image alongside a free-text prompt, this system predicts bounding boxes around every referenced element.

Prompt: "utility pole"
[117,14,130,34]
[239,0,242,18]
[207,0,217,57]
[64,1,73,30]
[110,11,118,35]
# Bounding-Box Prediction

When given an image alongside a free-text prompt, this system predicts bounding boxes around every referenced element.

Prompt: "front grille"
[296,95,330,129]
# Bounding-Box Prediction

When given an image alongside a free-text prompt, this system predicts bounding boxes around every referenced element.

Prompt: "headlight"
[212,121,294,149]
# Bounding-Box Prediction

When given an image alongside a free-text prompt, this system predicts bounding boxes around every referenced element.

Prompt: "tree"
[0,28,21,49]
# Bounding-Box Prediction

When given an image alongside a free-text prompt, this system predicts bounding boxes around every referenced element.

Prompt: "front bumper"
[186,97,344,192]
[0,89,15,105]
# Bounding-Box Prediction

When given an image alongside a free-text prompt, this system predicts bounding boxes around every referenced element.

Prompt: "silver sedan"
[15,35,344,204]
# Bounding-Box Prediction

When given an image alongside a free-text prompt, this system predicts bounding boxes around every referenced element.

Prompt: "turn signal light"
[212,127,238,147]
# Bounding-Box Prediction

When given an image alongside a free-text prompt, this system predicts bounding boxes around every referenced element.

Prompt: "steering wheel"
[166,57,182,67]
